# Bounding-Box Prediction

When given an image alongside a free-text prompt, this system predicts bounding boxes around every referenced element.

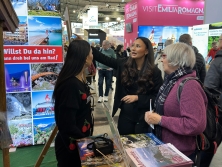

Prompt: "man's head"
[102,40,110,50]
[212,41,218,50]
[91,42,95,47]
[164,39,174,47]
[218,34,222,50]
[179,34,192,46]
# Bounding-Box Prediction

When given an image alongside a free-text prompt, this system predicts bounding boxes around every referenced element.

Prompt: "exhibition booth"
[1,0,222,166]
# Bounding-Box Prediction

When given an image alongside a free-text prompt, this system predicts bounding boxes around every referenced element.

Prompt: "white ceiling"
[60,0,131,23]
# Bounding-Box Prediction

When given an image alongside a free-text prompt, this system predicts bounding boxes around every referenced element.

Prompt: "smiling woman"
[91,36,163,135]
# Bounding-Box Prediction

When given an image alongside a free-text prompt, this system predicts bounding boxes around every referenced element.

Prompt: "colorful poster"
[6,92,32,120]
[138,26,189,48]
[8,119,33,147]
[208,22,222,51]
[3,16,28,45]
[5,64,31,92]
[192,24,209,59]
[31,63,62,91]
[33,117,56,145]
[4,0,62,147]
[32,91,54,119]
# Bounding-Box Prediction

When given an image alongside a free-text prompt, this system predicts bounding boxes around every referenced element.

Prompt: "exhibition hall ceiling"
[60,0,130,23]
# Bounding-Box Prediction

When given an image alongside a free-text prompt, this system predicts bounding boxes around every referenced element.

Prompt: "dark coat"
[92,47,163,116]
[116,52,126,59]
[193,46,206,83]
[204,50,222,106]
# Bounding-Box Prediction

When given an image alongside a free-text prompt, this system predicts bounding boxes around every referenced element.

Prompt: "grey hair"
[164,39,173,47]
[164,43,196,69]
[103,40,110,45]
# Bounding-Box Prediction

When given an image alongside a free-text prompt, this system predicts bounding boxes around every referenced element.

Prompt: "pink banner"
[138,0,204,26]
[124,0,138,48]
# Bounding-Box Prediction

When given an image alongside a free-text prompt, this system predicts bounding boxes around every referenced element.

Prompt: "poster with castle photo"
[138,26,189,48]
[31,63,63,91]
[27,0,61,16]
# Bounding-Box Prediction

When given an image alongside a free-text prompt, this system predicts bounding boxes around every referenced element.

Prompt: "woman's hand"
[121,95,138,103]
[145,112,161,125]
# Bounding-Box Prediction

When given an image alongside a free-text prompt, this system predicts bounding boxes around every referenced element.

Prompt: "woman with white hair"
[145,43,207,164]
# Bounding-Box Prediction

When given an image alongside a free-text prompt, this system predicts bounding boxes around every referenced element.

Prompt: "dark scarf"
[154,67,193,140]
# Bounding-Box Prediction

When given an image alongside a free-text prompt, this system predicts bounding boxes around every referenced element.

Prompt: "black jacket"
[204,50,222,92]
[204,50,222,106]
[116,52,126,59]
[192,46,206,83]
[92,47,163,116]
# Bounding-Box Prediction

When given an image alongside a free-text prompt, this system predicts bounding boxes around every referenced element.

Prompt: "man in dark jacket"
[205,35,222,105]
[202,34,222,167]
[179,34,206,82]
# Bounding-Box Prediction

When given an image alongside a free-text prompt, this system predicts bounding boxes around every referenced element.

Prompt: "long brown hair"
[121,37,155,94]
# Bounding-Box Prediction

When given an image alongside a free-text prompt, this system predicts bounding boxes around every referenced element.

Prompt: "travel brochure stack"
[122,134,193,167]
[77,104,193,167]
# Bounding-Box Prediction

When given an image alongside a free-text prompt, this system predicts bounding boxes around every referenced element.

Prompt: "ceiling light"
[73,10,76,13]
[80,16,83,19]
[106,3,109,7]
[105,17,109,20]
[116,8,119,11]
[117,17,121,21]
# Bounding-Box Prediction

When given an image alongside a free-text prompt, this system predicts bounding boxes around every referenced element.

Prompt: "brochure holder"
[102,102,130,167]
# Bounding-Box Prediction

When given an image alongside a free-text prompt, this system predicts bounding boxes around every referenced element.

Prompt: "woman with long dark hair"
[53,40,93,167]
[75,35,163,135]
[116,44,125,59]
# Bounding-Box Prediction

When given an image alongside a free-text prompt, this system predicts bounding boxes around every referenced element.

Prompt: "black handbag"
[87,136,114,157]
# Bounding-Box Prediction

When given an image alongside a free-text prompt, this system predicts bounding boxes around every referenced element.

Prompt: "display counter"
[77,133,193,167]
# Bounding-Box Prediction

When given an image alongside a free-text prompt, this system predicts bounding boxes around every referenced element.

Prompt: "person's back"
[179,34,206,83]
[205,35,222,104]
[192,46,206,82]
[201,34,222,167]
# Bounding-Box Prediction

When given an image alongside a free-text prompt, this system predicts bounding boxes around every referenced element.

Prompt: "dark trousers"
[55,133,81,167]
[187,150,215,167]
[200,151,214,167]
[117,112,152,135]
[98,69,112,97]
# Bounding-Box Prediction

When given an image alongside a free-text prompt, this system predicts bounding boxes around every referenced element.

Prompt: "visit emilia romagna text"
[142,4,204,14]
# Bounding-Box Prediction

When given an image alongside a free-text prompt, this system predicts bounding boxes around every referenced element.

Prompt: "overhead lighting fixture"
[117,17,121,21]
[73,10,76,13]
[80,16,83,19]
[105,17,109,21]
[106,3,109,7]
